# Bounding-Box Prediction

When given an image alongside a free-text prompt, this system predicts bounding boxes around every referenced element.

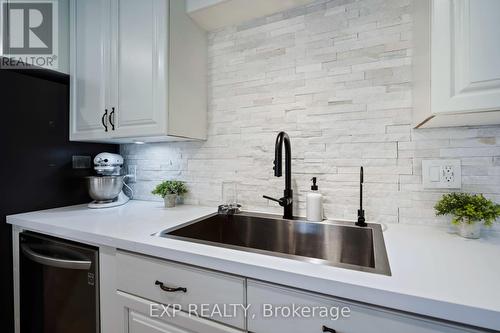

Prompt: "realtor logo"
[2,1,58,69]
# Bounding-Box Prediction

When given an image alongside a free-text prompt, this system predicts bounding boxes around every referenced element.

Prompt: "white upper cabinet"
[110,0,168,139]
[70,0,111,141]
[70,0,207,143]
[413,0,500,128]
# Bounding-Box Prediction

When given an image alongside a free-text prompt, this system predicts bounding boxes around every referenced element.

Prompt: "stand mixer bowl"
[86,176,125,203]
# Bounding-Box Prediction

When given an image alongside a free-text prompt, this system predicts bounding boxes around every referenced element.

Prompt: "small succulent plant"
[152,180,188,198]
[434,193,500,226]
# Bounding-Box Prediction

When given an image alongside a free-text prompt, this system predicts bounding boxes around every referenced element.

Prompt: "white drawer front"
[247,280,484,333]
[116,251,246,329]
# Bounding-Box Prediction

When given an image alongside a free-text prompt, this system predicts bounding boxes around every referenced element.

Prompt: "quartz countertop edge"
[6,200,500,331]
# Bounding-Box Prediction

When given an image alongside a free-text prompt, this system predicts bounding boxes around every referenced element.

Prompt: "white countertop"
[7,200,500,331]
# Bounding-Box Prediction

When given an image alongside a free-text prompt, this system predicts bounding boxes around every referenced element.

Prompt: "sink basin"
[154,212,391,276]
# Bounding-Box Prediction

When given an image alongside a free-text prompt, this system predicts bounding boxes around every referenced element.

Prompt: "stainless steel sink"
[154,212,391,276]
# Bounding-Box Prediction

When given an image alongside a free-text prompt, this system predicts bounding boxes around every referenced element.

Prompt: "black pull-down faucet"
[263,131,294,220]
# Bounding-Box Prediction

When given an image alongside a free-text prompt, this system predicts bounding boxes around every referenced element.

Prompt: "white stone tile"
[121,0,500,227]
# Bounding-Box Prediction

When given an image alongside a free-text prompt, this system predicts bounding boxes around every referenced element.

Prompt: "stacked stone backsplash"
[121,0,500,226]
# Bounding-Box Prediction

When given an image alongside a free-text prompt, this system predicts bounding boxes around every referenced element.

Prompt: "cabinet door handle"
[109,107,115,130]
[101,109,108,132]
[155,280,187,293]
[322,326,336,333]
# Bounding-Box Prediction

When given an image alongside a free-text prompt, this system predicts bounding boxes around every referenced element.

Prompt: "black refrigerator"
[0,65,117,333]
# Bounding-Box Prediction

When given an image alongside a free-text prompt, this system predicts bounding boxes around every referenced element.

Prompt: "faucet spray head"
[273,159,281,177]
[274,132,285,177]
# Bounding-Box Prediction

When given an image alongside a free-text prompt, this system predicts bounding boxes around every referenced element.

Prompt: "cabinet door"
[117,291,243,333]
[128,311,190,333]
[247,280,485,333]
[70,0,112,141]
[432,0,500,114]
[109,0,168,139]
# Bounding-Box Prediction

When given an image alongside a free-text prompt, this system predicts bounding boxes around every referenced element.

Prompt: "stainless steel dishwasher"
[19,232,99,333]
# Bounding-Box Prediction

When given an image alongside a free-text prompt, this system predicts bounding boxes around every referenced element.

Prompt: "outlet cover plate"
[127,165,137,183]
[422,159,461,189]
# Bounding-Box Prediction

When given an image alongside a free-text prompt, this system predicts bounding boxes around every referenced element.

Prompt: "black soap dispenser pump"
[311,177,318,190]
[306,177,323,222]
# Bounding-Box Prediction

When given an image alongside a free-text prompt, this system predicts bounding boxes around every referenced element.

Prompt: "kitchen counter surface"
[7,200,500,331]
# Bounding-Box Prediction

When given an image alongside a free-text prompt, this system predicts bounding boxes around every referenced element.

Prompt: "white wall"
[122,0,500,226]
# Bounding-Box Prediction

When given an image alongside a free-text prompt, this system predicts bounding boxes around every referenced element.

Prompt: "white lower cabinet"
[246,280,486,333]
[117,291,242,333]
[115,251,246,329]
[111,251,487,333]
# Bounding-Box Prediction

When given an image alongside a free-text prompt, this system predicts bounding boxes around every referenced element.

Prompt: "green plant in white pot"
[434,193,500,239]
[152,180,188,208]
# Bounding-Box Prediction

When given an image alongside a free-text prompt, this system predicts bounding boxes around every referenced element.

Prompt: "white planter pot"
[163,194,177,208]
[457,222,481,239]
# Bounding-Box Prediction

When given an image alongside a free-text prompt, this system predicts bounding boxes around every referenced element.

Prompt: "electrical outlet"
[442,165,455,183]
[422,160,461,189]
[72,156,91,169]
[127,165,137,183]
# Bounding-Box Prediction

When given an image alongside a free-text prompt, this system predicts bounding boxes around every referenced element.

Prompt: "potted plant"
[434,193,500,239]
[152,180,188,208]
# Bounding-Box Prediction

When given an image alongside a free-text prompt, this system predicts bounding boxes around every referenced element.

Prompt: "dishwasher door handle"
[21,244,92,270]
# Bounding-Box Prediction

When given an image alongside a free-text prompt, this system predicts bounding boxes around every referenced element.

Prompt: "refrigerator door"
[19,232,99,333]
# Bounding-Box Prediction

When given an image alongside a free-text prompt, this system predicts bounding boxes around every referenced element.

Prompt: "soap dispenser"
[306,177,323,222]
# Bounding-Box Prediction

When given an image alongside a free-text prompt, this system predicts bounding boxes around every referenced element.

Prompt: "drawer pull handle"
[322,326,336,333]
[155,280,187,293]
